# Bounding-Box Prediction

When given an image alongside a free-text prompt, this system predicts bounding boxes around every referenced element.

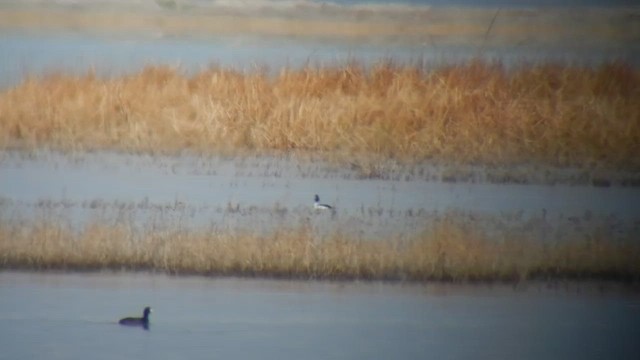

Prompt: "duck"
[313,194,333,210]
[119,307,152,329]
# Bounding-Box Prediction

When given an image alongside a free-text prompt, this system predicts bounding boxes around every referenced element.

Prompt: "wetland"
[1,1,639,358]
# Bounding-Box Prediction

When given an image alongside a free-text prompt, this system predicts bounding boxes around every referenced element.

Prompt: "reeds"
[1,61,638,170]
[1,215,637,282]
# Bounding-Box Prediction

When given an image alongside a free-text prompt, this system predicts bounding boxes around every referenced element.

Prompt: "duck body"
[119,307,152,329]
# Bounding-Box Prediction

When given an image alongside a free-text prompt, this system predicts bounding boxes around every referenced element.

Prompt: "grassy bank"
[1,61,638,171]
[1,216,637,282]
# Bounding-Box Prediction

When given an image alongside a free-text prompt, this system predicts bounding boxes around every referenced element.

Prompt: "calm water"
[0,31,431,89]
[2,32,633,90]
[0,272,639,360]
[1,151,639,241]
[1,1,639,89]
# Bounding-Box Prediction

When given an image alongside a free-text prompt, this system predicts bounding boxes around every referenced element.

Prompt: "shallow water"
[1,151,639,241]
[0,272,639,360]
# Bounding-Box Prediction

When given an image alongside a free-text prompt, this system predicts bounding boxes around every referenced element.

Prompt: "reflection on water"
[0,271,639,360]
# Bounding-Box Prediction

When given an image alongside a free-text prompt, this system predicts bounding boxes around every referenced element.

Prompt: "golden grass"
[1,61,638,170]
[1,216,638,282]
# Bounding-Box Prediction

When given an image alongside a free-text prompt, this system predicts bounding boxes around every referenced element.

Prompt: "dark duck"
[119,307,152,329]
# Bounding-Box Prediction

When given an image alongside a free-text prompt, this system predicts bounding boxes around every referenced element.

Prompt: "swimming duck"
[313,194,333,210]
[119,307,152,329]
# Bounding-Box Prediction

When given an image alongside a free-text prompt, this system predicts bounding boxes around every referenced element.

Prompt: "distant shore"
[0,3,637,48]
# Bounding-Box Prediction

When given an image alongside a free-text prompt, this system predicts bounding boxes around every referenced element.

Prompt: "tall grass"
[0,215,637,282]
[1,61,638,169]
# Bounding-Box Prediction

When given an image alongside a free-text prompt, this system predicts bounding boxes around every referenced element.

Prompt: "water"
[1,151,639,241]
[2,31,633,90]
[0,272,638,360]
[1,1,638,89]
[0,31,428,89]
[2,152,638,218]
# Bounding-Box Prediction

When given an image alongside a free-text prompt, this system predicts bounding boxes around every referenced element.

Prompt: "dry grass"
[0,215,638,282]
[1,61,638,170]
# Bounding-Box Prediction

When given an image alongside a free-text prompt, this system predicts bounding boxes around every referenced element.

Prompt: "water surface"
[1,272,639,360]
[2,151,639,241]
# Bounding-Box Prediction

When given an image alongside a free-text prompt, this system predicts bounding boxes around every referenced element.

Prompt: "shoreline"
[2,270,639,298]
[0,5,637,47]
[2,268,640,289]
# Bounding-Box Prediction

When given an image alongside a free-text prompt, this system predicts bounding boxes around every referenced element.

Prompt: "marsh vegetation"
[1,3,638,282]
[1,205,638,282]
[1,61,638,174]
[1,60,638,282]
